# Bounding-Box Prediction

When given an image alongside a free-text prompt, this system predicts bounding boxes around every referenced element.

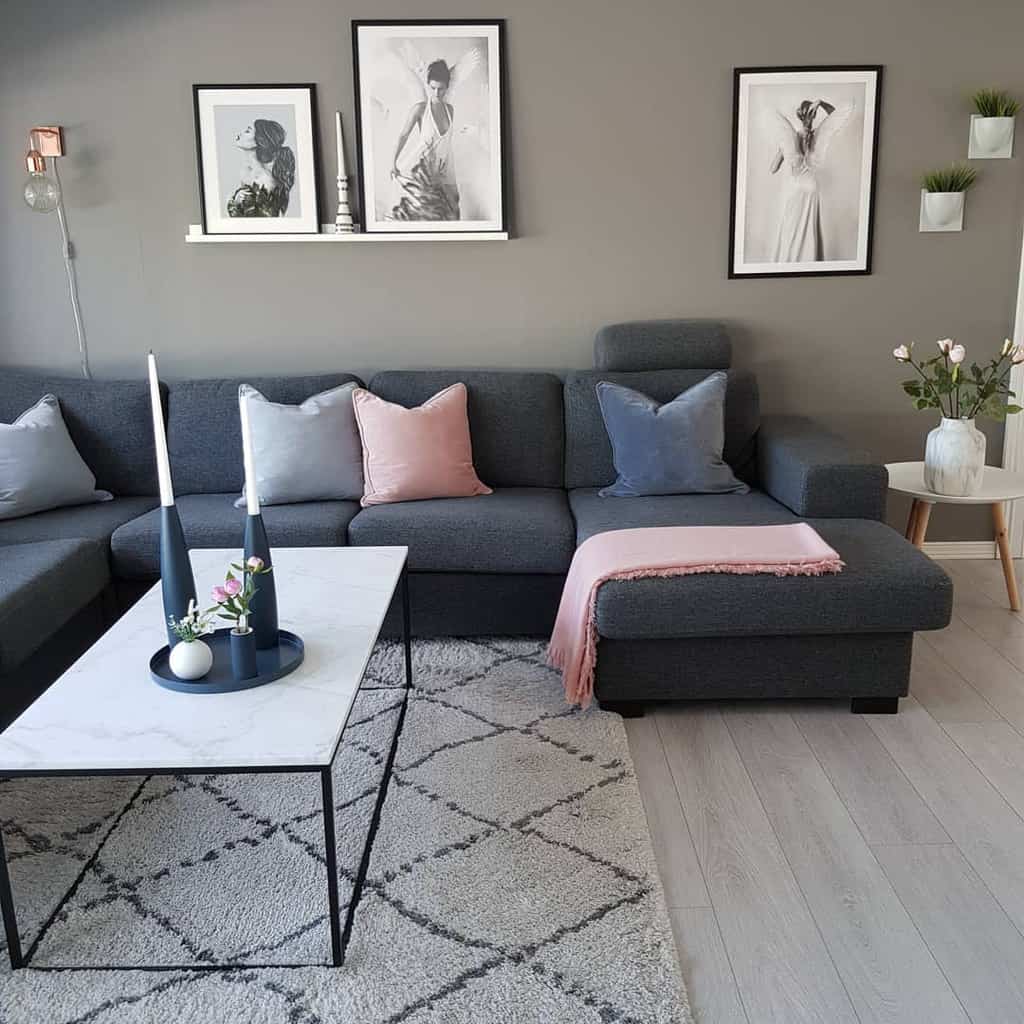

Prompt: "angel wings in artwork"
[765,99,856,262]
[373,41,487,221]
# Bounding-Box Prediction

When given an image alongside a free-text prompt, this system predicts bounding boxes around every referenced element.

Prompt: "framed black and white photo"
[729,66,883,278]
[193,84,321,235]
[352,20,507,234]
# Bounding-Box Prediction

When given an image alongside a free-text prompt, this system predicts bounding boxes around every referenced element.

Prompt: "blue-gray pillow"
[596,374,749,497]
[0,394,113,520]
[234,382,363,507]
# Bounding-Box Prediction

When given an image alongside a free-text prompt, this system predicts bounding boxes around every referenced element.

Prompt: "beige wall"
[2,0,1023,539]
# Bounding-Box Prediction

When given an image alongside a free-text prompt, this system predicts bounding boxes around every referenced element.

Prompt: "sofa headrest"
[594,320,731,372]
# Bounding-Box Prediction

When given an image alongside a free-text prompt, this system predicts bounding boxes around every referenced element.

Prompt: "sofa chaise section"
[561,323,953,714]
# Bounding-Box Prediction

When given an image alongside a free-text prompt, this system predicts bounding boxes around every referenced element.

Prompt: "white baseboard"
[921,541,997,559]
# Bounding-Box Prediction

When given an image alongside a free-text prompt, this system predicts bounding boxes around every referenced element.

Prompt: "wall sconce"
[21,125,91,378]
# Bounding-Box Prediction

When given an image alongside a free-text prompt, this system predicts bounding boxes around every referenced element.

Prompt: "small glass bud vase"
[924,417,986,496]
[230,627,258,680]
[168,638,213,681]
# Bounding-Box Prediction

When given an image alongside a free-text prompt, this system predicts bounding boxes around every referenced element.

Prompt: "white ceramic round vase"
[169,638,214,680]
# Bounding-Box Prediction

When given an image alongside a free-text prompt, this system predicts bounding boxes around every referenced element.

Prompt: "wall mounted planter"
[920,190,965,232]
[969,115,1015,159]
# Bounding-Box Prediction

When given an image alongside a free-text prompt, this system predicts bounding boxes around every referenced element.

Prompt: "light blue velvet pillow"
[596,374,749,497]
[234,382,364,507]
[0,394,112,520]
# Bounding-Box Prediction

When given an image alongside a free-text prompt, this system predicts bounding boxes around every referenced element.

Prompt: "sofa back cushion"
[594,319,732,371]
[368,371,565,488]
[0,371,158,496]
[167,373,362,494]
[565,368,760,490]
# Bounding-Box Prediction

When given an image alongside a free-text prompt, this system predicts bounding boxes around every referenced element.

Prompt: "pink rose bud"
[246,556,264,572]
[211,585,228,603]
[949,344,966,364]
[223,578,242,597]
[936,338,954,354]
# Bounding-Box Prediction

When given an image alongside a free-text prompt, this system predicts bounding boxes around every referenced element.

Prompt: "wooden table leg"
[905,500,920,541]
[911,501,932,549]
[992,501,1021,612]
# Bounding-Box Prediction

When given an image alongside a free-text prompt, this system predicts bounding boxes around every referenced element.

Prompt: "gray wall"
[2,0,1023,540]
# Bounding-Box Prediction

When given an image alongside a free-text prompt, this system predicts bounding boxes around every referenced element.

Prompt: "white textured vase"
[169,638,213,680]
[924,417,986,496]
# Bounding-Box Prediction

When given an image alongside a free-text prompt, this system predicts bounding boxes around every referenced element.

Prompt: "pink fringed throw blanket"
[548,524,844,708]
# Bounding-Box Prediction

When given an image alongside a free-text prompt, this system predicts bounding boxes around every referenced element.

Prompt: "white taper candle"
[147,352,174,507]
[335,111,347,179]
[239,390,260,516]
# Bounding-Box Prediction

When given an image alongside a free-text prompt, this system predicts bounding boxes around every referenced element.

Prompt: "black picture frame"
[351,19,509,235]
[728,65,883,279]
[193,83,322,236]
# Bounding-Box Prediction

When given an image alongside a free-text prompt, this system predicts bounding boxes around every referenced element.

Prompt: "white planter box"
[969,115,1015,159]
[920,190,966,233]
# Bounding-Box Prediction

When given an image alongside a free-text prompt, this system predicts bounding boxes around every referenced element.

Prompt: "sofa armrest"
[757,415,888,520]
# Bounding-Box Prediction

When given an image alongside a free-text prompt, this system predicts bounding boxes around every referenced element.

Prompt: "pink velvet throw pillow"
[352,383,492,507]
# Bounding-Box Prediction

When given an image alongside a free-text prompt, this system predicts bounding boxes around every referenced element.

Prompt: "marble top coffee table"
[0,546,410,970]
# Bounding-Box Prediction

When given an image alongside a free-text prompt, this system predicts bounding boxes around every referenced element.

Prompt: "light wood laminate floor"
[626,558,1024,1024]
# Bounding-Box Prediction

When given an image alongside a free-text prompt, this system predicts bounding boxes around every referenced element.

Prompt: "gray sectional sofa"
[0,320,952,725]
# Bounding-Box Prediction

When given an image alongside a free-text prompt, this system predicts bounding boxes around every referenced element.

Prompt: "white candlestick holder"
[335,176,355,233]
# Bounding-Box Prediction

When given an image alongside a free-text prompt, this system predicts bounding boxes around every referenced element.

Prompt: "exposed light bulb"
[24,170,61,213]
[23,149,60,213]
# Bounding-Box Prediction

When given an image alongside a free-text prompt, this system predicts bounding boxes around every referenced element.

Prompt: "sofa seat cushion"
[110,494,360,579]
[0,539,110,673]
[590,518,951,640]
[0,497,159,547]
[348,488,576,573]
[569,487,798,545]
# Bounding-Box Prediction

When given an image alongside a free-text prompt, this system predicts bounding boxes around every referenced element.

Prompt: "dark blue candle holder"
[244,512,279,650]
[160,504,197,647]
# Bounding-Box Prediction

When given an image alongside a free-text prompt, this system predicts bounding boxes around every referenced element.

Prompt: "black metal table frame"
[0,566,412,972]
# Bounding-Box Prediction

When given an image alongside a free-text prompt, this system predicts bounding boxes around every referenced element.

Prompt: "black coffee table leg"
[320,768,342,967]
[401,566,412,689]
[0,823,23,969]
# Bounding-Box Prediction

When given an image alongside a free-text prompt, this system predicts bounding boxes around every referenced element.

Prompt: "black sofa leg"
[851,697,899,715]
[597,700,646,718]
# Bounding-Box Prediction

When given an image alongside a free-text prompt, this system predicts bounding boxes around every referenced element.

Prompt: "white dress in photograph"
[769,103,853,262]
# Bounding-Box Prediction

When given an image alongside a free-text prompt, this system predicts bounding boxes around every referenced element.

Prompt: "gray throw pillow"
[0,394,112,520]
[596,374,749,497]
[235,382,363,507]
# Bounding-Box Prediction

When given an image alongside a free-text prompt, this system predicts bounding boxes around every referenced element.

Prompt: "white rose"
[949,344,966,364]
[936,338,954,354]
[893,344,911,361]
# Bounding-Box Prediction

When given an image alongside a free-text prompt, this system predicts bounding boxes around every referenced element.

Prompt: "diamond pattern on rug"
[1,640,690,1024]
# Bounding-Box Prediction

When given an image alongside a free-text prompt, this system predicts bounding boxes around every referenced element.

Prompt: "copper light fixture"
[21,125,91,378]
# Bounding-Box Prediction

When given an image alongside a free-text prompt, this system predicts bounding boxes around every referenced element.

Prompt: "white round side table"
[886,461,1024,611]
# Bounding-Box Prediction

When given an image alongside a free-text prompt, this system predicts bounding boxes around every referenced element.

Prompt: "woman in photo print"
[387,42,482,221]
[769,98,853,261]
[227,119,296,217]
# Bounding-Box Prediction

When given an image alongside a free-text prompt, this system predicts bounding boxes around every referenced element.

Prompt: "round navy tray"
[150,629,304,694]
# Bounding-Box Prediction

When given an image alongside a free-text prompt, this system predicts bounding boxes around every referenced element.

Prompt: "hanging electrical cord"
[49,158,91,379]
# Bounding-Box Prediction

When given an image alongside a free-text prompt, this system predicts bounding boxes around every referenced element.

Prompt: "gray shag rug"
[0,639,691,1023]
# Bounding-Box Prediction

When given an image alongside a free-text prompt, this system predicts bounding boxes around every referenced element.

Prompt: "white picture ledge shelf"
[185,224,509,243]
